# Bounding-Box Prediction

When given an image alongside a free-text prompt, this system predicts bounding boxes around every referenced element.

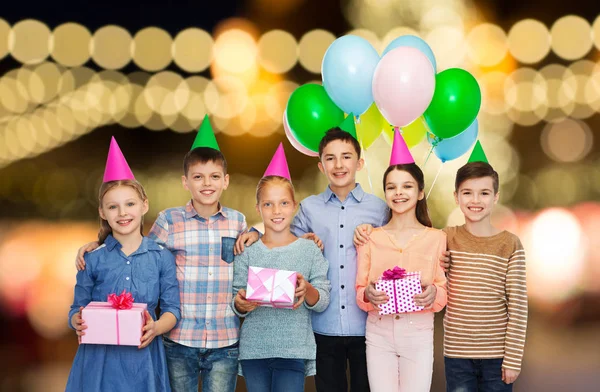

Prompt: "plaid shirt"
[149,200,247,348]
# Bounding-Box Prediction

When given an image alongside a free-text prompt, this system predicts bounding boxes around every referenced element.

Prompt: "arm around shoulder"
[158,247,181,322]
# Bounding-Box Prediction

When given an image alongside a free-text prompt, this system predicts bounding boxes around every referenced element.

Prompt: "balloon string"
[360,139,374,193]
[426,162,443,200]
[422,145,434,168]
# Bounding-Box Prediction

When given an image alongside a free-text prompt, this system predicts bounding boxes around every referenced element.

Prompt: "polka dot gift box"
[375,266,424,315]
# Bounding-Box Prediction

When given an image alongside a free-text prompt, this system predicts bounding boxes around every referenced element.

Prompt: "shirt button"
[340,224,344,228]
[395,315,400,320]
[341,306,346,309]
[341,206,345,210]
[341,285,345,289]
[340,265,344,269]
[209,272,212,276]
[126,277,130,281]
[339,244,344,248]
[126,261,130,265]
[209,247,213,251]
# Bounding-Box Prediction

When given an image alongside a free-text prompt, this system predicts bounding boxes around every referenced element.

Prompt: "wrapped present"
[80,290,147,346]
[376,267,424,315]
[246,266,297,308]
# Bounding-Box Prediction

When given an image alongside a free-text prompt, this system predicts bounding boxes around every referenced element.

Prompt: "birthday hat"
[103,136,135,182]
[338,114,358,140]
[467,140,489,163]
[191,114,220,151]
[263,143,291,181]
[389,128,415,165]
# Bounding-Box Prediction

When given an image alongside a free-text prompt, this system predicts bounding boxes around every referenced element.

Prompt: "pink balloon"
[372,46,436,127]
[283,110,319,157]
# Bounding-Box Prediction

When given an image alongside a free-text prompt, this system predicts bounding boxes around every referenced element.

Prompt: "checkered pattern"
[149,200,247,348]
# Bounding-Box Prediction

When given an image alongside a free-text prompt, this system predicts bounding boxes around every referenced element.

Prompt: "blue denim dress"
[65,235,181,391]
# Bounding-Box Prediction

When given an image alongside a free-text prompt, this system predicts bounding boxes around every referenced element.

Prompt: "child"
[355,131,447,392]
[442,146,527,391]
[232,144,330,392]
[66,137,181,391]
[238,124,393,391]
[75,117,249,392]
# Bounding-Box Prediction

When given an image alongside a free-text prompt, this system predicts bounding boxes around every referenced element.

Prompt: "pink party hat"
[263,143,291,181]
[389,127,415,165]
[103,136,135,182]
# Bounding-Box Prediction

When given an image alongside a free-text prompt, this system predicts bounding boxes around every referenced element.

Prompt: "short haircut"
[183,147,228,176]
[455,162,499,194]
[318,127,361,159]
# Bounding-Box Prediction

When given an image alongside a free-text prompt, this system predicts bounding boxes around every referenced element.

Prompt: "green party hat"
[467,140,489,163]
[338,114,358,140]
[191,115,220,151]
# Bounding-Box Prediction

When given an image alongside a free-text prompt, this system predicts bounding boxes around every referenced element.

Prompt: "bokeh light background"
[0,0,599,391]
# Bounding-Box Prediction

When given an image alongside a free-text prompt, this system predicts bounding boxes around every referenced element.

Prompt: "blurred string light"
[507,19,551,64]
[133,27,173,72]
[550,15,593,61]
[298,29,336,74]
[50,22,92,67]
[540,118,593,163]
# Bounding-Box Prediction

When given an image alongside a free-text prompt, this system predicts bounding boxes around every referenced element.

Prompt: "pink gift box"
[80,301,147,346]
[246,266,297,308]
[376,271,424,315]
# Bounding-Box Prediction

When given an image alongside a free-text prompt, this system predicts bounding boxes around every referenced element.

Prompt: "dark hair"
[98,180,148,244]
[455,162,499,194]
[318,127,361,159]
[256,175,296,204]
[183,147,227,176]
[382,164,432,227]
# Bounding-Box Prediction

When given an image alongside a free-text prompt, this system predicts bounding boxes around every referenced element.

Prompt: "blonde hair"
[256,176,296,204]
[98,179,148,244]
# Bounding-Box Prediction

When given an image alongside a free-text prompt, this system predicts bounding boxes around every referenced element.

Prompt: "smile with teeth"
[333,172,347,177]
[271,218,284,224]
[468,206,484,212]
[116,219,133,226]
[392,198,408,203]
[200,190,215,196]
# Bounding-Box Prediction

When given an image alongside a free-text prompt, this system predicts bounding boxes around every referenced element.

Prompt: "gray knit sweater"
[232,238,331,376]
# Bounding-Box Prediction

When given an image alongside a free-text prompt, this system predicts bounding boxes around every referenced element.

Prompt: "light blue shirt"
[291,184,389,336]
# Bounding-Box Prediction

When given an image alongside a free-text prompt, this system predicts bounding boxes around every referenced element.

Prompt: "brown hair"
[183,147,228,177]
[318,127,361,159]
[382,164,432,227]
[98,179,148,244]
[455,162,499,194]
[256,176,296,204]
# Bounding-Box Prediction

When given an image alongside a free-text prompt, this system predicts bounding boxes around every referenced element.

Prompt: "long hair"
[255,175,296,204]
[97,179,148,244]
[382,164,432,227]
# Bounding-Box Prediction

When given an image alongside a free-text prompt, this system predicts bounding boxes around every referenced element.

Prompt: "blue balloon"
[428,119,478,163]
[322,35,380,116]
[383,35,436,72]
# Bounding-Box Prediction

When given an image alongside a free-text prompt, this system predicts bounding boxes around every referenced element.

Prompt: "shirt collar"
[184,200,227,220]
[104,235,161,254]
[323,183,365,203]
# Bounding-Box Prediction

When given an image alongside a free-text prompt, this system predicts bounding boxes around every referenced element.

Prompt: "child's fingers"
[293,296,305,309]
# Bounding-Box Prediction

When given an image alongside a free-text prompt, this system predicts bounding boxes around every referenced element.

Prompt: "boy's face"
[384,169,423,216]
[318,140,363,190]
[256,183,297,235]
[182,160,229,208]
[455,176,499,223]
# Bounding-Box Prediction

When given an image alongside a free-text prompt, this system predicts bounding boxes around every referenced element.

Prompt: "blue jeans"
[163,337,238,392]
[241,358,305,392]
[445,357,513,392]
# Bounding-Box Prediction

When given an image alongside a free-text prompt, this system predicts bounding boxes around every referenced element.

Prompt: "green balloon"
[424,68,481,140]
[287,84,345,153]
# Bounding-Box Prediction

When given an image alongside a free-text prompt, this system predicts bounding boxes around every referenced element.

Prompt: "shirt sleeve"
[231,249,250,318]
[148,211,170,248]
[68,255,96,329]
[355,242,376,312]
[430,231,448,313]
[503,239,528,371]
[291,202,310,237]
[304,244,331,313]
[158,248,181,323]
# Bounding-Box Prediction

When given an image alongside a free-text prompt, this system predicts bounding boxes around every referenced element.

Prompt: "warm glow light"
[213,29,258,74]
[298,29,336,74]
[504,68,547,112]
[507,19,551,64]
[91,25,132,70]
[265,80,298,122]
[425,26,465,70]
[204,76,248,119]
[526,209,585,304]
[0,18,10,60]
[467,23,508,67]
[8,19,51,64]
[480,71,508,115]
[593,15,600,51]
[173,28,213,73]
[540,64,575,122]
[51,22,92,67]
[550,15,593,61]
[564,60,597,119]
[132,27,173,72]
[258,30,298,74]
[541,118,593,163]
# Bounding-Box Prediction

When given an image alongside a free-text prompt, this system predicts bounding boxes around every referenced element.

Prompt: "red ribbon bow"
[381,266,407,280]
[107,290,134,310]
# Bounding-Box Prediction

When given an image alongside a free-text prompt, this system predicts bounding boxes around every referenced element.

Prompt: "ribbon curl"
[107,290,134,310]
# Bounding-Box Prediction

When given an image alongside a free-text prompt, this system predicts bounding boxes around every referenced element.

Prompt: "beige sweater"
[443,225,528,371]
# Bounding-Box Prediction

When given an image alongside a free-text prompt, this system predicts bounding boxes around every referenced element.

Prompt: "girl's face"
[384,169,423,216]
[99,186,149,239]
[256,183,297,234]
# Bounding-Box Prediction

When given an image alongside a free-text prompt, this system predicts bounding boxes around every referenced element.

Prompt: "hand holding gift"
[294,273,307,309]
[71,306,87,342]
[246,267,297,308]
[365,281,389,307]
[234,289,260,314]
